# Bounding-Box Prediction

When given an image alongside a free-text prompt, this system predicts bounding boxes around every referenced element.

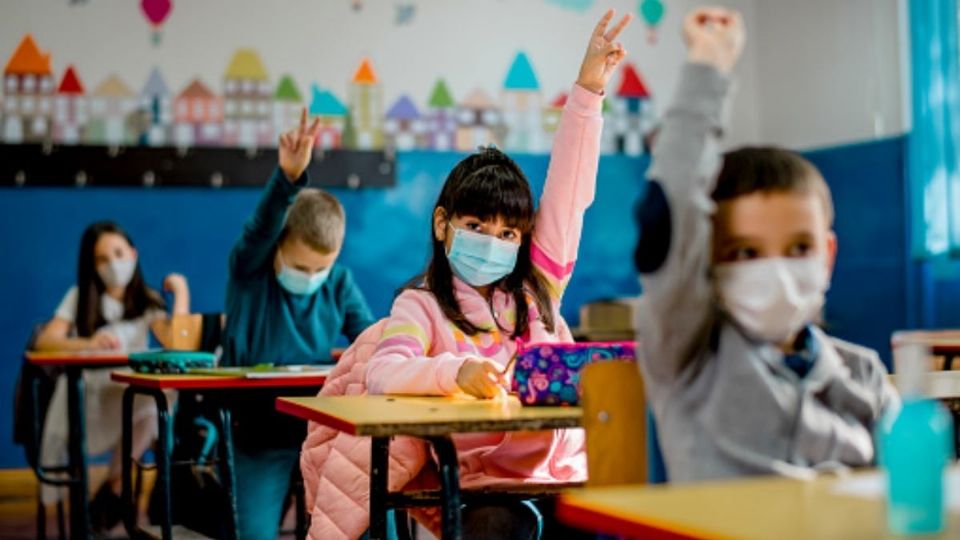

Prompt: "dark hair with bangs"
[713,147,834,226]
[401,147,556,338]
[76,221,165,337]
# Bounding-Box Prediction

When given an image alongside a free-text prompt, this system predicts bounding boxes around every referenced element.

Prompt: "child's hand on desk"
[457,358,508,400]
[684,7,745,75]
[577,9,633,95]
[88,330,121,351]
[279,107,322,182]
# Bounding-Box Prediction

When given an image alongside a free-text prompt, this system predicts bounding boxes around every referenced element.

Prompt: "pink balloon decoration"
[141,0,172,26]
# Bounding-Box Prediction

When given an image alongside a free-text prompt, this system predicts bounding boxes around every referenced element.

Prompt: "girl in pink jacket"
[365,10,633,538]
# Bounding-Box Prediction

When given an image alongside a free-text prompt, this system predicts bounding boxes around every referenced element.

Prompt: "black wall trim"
[0,144,395,188]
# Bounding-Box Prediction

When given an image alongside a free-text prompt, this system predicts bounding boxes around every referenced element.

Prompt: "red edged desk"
[111,370,328,540]
[556,471,960,540]
[276,395,583,539]
[25,351,130,540]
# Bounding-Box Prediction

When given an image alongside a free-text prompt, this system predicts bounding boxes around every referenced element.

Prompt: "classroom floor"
[0,466,305,539]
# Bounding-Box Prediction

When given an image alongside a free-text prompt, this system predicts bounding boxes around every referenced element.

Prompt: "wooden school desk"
[556,470,960,540]
[24,350,130,540]
[111,369,329,540]
[892,330,960,369]
[275,395,583,540]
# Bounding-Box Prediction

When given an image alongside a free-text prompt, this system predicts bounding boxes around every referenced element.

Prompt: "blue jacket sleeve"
[228,167,308,279]
[338,268,375,342]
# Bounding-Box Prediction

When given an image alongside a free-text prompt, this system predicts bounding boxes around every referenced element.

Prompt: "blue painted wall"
[0,137,916,468]
[0,151,646,468]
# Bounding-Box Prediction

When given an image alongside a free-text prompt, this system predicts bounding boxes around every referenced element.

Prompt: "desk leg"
[217,407,239,540]
[428,436,462,540]
[121,387,137,537]
[369,436,390,540]
[65,366,90,540]
[139,388,175,540]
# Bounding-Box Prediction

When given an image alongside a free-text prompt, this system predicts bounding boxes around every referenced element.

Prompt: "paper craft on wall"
[639,0,665,43]
[141,0,173,45]
[1,33,655,157]
[395,2,416,25]
[545,0,595,13]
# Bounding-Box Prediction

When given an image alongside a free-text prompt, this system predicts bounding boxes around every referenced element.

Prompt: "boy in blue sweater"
[223,109,374,539]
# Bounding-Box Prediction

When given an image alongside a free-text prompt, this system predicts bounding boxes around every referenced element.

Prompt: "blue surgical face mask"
[276,254,331,296]
[446,226,520,287]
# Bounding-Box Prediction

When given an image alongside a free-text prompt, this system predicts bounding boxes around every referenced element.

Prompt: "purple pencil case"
[511,341,637,406]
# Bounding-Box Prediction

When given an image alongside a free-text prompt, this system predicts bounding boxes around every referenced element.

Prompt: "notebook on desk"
[188,364,333,379]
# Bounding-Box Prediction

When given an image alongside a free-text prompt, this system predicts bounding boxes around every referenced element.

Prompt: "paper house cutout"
[173,79,223,147]
[384,94,424,150]
[86,75,137,145]
[54,66,86,144]
[3,34,55,143]
[223,48,272,148]
[309,85,348,149]
[139,67,172,145]
[347,58,383,149]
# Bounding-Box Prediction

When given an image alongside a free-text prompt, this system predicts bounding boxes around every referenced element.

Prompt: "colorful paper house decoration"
[346,58,384,150]
[309,85,348,150]
[384,94,424,151]
[542,92,566,135]
[273,74,303,142]
[3,35,55,143]
[501,52,543,152]
[223,49,272,148]
[84,75,138,145]
[173,79,223,147]
[610,63,651,156]
[54,66,86,144]
[139,67,172,146]
[425,79,456,151]
[456,88,500,151]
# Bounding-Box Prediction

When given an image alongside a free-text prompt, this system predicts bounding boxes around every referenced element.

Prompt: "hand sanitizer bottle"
[878,342,954,535]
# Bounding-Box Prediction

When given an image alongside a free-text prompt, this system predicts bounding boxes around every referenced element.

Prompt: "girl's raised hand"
[279,107,322,182]
[577,9,633,94]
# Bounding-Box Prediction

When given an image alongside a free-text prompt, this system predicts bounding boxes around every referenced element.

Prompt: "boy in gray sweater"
[635,6,899,482]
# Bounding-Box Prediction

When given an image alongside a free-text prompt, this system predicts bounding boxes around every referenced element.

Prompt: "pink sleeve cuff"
[567,83,605,117]
[435,354,468,395]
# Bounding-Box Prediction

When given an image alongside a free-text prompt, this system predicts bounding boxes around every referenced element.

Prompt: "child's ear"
[433,208,448,243]
[825,231,838,274]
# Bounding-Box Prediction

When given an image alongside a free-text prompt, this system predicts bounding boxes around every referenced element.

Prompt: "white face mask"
[97,258,137,289]
[714,257,830,344]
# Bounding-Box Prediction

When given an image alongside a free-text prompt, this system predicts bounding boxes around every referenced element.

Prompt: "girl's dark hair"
[75,221,165,337]
[401,147,556,338]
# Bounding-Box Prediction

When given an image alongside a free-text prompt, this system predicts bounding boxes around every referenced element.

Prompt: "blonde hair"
[283,188,346,253]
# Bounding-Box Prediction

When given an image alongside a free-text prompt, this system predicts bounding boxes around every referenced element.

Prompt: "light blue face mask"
[276,257,331,296]
[446,226,520,286]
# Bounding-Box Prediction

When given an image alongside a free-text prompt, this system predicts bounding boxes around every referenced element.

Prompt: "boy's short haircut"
[283,188,346,253]
[712,147,835,226]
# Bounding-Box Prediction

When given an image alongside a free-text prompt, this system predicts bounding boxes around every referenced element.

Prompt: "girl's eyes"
[500,230,518,241]
[466,222,483,232]
[729,246,759,262]
[787,243,812,257]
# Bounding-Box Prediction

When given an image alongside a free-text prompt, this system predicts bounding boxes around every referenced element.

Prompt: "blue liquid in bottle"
[879,343,954,535]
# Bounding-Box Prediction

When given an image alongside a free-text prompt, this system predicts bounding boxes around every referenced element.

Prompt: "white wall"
[0,0,907,151]
[0,0,761,146]
[753,0,906,149]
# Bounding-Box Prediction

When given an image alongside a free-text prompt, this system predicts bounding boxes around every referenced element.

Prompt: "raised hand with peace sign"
[278,107,322,182]
[577,9,633,94]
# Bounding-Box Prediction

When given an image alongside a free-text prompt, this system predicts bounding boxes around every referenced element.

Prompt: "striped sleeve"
[531,83,604,301]
[365,290,469,396]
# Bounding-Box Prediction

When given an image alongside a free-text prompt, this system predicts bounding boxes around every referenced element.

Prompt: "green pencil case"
[128,350,216,374]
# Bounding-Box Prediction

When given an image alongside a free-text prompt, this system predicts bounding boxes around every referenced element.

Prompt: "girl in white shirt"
[34,221,190,533]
